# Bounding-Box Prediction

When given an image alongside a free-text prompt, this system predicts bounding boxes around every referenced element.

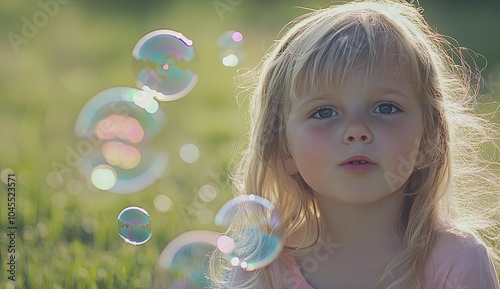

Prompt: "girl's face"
[285,65,423,204]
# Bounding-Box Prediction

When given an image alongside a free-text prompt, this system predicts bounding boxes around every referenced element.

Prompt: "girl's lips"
[340,162,375,173]
[340,155,376,173]
[340,155,375,165]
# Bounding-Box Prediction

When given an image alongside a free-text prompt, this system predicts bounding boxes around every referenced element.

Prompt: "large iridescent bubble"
[152,230,219,289]
[214,194,283,271]
[74,87,169,194]
[132,29,198,101]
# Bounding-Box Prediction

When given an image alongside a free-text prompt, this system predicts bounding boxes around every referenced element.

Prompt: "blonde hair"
[210,0,500,288]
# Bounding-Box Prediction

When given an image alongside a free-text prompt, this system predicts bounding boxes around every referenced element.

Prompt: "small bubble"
[117,206,152,245]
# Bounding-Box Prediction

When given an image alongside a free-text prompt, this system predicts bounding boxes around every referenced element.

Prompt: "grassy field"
[0,1,499,288]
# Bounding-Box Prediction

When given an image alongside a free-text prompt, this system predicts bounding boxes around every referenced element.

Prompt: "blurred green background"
[0,0,499,288]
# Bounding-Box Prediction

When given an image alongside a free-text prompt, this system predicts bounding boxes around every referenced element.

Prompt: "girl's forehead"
[293,61,417,100]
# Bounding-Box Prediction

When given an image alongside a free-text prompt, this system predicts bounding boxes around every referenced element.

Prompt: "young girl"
[210,0,500,288]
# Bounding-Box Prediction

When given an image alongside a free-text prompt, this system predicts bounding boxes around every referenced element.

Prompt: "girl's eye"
[312,107,337,119]
[373,103,400,114]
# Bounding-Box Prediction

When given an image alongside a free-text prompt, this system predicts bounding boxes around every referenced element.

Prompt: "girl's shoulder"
[226,249,314,289]
[425,229,499,288]
[266,249,315,289]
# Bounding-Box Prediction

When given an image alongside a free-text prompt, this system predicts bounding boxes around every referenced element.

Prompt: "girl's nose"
[342,119,372,144]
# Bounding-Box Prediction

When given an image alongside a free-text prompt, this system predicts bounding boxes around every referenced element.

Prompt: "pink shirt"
[229,231,499,288]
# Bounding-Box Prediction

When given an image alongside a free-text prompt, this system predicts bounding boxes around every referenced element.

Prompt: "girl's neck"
[316,191,404,252]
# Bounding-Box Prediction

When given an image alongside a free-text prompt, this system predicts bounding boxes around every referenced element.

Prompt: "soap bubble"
[117,206,152,245]
[75,87,169,194]
[132,29,198,101]
[152,230,219,289]
[217,30,244,67]
[214,194,283,271]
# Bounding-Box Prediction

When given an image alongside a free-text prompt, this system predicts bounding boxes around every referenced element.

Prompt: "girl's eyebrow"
[295,94,333,108]
[369,87,411,100]
[295,86,411,108]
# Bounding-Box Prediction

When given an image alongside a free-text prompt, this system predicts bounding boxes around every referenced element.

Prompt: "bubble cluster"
[132,29,198,101]
[73,29,199,195]
[214,194,283,271]
[152,195,283,286]
[74,87,168,194]
[217,30,244,67]
[117,206,152,245]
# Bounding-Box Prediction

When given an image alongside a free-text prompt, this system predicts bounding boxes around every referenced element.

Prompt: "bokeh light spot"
[179,143,199,164]
[222,54,239,67]
[1,168,14,185]
[198,184,217,202]
[90,164,117,190]
[232,31,243,42]
[216,235,235,254]
[154,194,173,213]
[217,30,245,67]
[230,257,240,266]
